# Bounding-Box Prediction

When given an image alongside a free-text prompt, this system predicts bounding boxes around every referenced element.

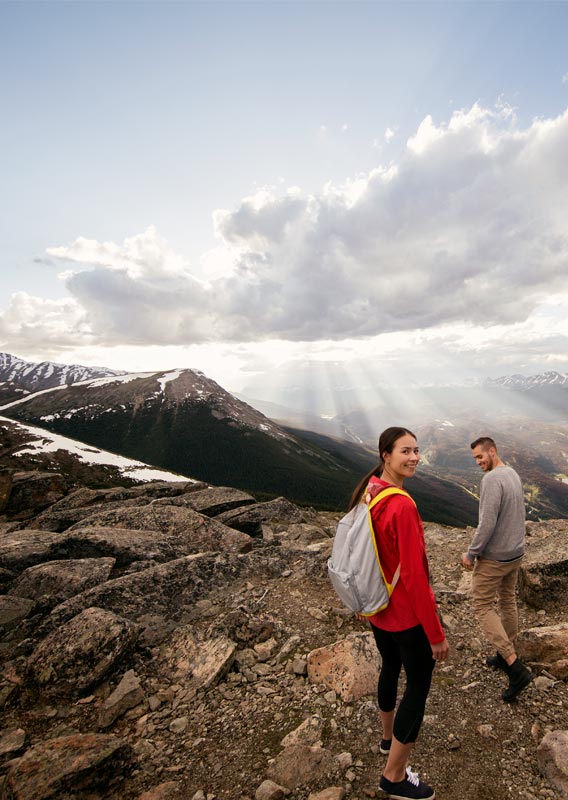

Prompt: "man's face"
[472,445,496,472]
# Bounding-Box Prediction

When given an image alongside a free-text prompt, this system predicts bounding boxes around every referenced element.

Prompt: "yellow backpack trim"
[358,486,416,617]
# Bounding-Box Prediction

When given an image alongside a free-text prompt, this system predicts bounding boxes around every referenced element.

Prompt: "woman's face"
[383,434,420,481]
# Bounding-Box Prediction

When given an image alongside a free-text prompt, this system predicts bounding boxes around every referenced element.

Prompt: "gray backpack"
[327,486,413,616]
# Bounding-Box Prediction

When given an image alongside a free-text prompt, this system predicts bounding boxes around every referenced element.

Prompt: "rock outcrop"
[0,477,567,800]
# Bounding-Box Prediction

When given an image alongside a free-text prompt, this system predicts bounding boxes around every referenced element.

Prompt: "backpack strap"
[367,486,416,593]
[367,485,415,511]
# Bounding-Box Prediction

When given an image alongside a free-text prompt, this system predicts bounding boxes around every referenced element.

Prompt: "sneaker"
[379,738,392,754]
[502,658,533,702]
[379,767,435,799]
[486,652,508,671]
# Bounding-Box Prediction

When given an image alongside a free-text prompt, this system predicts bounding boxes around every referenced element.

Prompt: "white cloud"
[2,102,568,369]
[47,225,191,280]
[563,72,568,84]
[0,293,91,350]
[384,126,395,142]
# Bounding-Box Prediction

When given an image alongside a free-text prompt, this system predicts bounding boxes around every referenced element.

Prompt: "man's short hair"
[470,436,497,451]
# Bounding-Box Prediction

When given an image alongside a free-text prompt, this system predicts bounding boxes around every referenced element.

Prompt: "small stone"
[255,779,288,800]
[534,676,556,691]
[336,752,352,769]
[308,789,346,800]
[169,716,189,733]
[0,728,26,758]
[137,781,181,800]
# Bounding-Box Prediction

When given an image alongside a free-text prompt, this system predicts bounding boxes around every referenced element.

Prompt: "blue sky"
[1,0,568,411]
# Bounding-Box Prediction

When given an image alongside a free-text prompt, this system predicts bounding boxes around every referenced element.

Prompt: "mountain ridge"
[1,352,566,523]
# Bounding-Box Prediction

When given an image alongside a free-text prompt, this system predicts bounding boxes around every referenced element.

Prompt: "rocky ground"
[0,472,567,800]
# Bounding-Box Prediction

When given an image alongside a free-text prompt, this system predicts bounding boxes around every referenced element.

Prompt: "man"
[461,436,532,701]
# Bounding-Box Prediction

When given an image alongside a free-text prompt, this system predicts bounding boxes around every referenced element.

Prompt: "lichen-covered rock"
[38,552,247,633]
[519,529,568,609]
[4,471,66,518]
[9,557,115,603]
[0,728,26,764]
[26,606,139,697]
[307,632,380,702]
[217,497,307,534]
[0,530,69,572]
[0,595,34,629]
[0,468,12,513]
[159,628,237,689]
[537,730,568,798]
[516,623,568,677]
[66,504,253,555]
[152,486,256,516]
[2,733,133,800]
[61,526,178,566]
[98,669,145,729]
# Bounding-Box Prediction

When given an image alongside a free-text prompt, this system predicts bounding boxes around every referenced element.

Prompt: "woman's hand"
[431,638,449,661]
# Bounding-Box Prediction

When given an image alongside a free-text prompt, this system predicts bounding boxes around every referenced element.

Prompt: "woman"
[349,427,449,800]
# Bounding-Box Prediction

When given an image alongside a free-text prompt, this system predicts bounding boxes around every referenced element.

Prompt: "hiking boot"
[379,738,391,754]
[502,658,533,702]
[379,767,435,799]
[486,652,508,671]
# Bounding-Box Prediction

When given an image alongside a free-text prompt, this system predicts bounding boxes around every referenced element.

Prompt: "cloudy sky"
[1,1,568,413]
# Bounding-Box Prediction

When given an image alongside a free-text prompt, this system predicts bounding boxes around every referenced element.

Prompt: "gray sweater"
[467,465,526,561]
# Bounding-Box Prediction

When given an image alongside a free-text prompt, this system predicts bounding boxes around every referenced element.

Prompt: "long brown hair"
[347,426,417,510]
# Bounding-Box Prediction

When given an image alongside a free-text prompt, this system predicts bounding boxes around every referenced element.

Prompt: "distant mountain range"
[484,372,568,389]
[1,352,567,523]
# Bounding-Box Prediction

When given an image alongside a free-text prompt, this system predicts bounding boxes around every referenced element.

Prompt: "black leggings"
[370,624,435,744]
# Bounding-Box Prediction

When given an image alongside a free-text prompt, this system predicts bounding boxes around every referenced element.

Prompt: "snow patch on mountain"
[1,415,191,483]
[157,370,185,392]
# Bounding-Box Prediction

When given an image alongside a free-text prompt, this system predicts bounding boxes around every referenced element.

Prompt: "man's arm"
[466,475,502,561]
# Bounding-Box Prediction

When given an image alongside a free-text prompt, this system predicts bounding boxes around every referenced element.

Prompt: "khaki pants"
[471,556,523,660]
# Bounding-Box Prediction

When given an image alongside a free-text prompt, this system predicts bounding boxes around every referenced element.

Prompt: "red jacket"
[367,480,444,645]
